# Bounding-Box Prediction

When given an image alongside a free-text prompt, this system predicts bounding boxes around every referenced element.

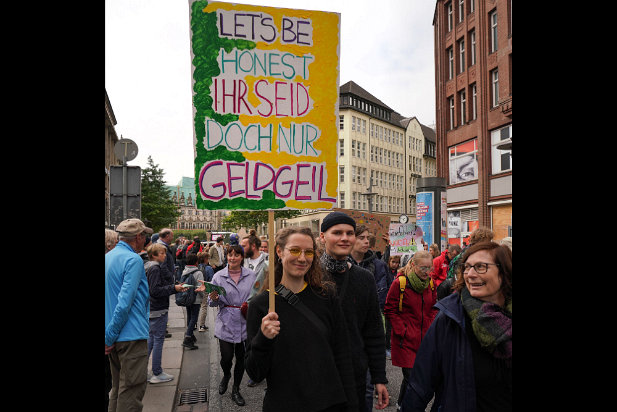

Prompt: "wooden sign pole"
[268,210,275,313]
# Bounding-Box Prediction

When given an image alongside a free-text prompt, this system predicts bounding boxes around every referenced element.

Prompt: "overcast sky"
[105,0,436,186]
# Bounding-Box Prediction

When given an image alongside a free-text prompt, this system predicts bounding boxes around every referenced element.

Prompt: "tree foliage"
[221,210,301,232]
[140,156,181,232]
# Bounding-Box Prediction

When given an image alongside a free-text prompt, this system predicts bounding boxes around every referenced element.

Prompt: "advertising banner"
[416,191,433,247]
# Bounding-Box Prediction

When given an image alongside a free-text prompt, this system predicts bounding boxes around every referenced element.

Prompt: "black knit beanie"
[321,211,356,233]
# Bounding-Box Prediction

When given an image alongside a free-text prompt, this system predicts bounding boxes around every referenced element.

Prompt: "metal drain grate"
[177,387,208,405]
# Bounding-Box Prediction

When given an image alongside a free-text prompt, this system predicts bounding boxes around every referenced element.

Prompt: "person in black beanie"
[319,211,390,411]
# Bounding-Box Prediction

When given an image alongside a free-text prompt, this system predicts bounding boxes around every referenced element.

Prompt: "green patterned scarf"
[407,271,430,293]
[460,286,512,360]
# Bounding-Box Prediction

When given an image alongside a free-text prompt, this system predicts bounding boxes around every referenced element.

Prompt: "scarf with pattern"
[320,252,352,274]
[460,286,512,360]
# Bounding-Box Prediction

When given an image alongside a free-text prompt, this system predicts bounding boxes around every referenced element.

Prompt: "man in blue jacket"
[105,218,153,412]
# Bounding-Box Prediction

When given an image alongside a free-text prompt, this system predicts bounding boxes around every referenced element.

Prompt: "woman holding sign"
[207,245,256,406]
[245,227,357,412]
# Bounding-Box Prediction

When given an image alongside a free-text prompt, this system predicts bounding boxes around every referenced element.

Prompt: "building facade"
[167,177,228,232]
[433,0,512,243]
[105,90,121,228]
[336,81,437,223]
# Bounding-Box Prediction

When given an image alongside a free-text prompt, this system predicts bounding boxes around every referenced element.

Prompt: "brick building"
[433,0,512,243]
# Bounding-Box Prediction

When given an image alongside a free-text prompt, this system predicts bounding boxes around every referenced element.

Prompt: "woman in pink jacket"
[384,251,438,410]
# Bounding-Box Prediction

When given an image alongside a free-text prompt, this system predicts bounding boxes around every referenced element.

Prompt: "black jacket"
[326,264,388,387]
[145,261,177,312]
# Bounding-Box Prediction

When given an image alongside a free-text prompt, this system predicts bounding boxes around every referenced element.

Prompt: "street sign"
[114,138,139,163]
[109,165,141,227]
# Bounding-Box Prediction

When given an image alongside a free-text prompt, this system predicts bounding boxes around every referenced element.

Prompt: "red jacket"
[432,250,450,287]
[384,275,437,368]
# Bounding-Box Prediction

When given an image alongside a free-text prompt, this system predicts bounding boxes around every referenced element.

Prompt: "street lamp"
[360,179,378,213]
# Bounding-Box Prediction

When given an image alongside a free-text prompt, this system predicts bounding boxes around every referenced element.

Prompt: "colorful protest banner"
[388,223,423,255]
[188,1,341,210]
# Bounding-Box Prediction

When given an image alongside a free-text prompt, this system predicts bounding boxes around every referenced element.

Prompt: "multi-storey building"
[337,81,437,221]
[167,177,228,232]
[105,90,121,228]
[433,0,512,243]
[285,81,437,231]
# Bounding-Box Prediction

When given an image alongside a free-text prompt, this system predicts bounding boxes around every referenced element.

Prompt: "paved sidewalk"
[142,297,186,412]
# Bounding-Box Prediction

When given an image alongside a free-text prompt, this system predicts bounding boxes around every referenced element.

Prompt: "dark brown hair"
[262,226,334,295]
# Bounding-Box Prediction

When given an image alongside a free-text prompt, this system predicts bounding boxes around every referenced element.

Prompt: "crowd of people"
[105,214,512,412]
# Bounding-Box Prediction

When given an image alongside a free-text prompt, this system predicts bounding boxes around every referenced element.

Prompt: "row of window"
[446,66,501,130]
[339,166,405,191]
[448,124,512,185]
[445,7,500,80]
[339,191,406,214]
[341,115,406,147]
[340,95,391,122]
[445,0,476,32]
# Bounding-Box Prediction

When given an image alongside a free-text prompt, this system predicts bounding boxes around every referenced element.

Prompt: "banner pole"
[268,210,275,313]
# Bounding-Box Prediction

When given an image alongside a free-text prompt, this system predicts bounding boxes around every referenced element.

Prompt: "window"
[459,89,466,125]
[489,10,498,53]
[339,192,345,208]
[351,140,356,157]
[491,69,499,107]
[362,119,366,134]
[352,116,356,131]
[447,47,454,79]
[491,124,512,174]
[339,115,344,130]
[446,1,453,32]
[471,83,477,120]
[469,30,476,66]
[458,38,465,73]
[449,139,478,184]
[339,139,344,156]
[458,0,464,22]
[448,96,455,130]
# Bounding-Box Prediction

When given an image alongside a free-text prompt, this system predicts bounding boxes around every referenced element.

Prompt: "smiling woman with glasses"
[383,250,438,410]
[244,226,357,412]
[402,241,512,412]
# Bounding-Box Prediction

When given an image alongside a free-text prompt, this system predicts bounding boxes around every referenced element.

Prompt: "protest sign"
[188,1,341,210]
[332,208,391,251]
[388,223,423,255]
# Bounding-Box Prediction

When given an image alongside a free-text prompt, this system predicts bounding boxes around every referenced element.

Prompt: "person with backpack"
[145,243,187,383]
[384,250,438,411]
[177,253,204,350]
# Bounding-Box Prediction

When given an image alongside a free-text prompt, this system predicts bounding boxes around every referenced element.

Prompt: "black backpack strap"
[275,284,328,337]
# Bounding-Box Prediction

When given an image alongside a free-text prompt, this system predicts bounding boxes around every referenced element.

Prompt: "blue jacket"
[105,241,150,347]
[401,292,476,412]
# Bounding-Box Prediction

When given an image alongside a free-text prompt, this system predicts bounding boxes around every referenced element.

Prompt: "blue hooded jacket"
[401,292,476,412]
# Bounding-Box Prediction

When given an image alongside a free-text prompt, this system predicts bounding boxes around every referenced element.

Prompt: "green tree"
[141,156,181,232]
[221,210,301,232]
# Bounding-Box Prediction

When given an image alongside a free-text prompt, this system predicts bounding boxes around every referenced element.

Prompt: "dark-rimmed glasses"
[462,262,500,274]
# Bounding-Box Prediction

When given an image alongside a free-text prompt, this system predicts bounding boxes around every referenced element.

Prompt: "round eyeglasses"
[462,262,500,274]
